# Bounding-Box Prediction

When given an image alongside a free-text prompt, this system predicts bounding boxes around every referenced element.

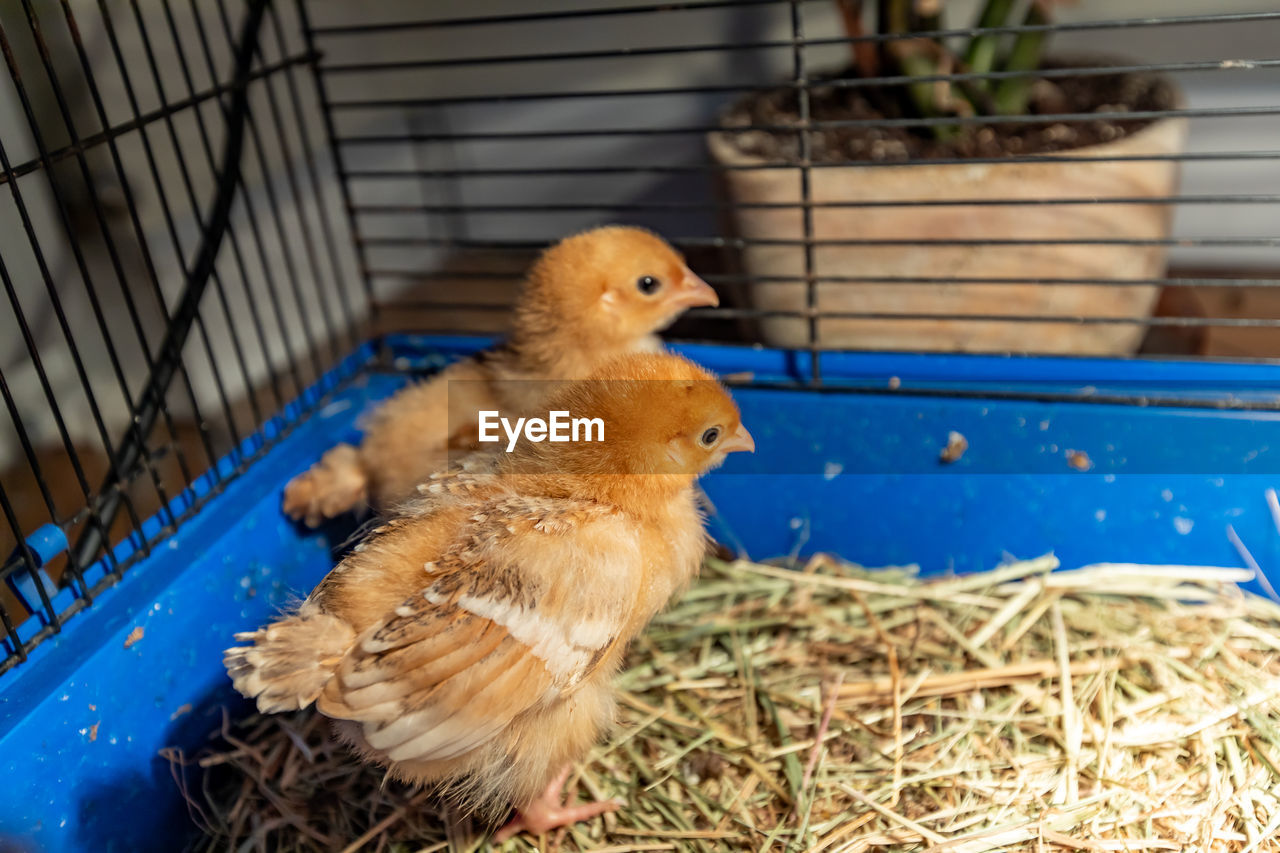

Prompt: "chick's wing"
[317,497,640,764]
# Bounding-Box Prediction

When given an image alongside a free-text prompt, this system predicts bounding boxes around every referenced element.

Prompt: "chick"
[283,226,718,526]
[226,352,754,839]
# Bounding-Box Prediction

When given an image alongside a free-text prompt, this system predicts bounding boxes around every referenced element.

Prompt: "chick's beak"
[667,267,719,309]
[720,423,755,455]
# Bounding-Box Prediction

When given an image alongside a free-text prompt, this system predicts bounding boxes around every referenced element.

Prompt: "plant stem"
[881,0,942,122]
[884,0,911,34]
[875,0,894,80]
[911,0,941,32]
[876,0,912,82]
[893,46,943,118]
[835,0,879,78]
[993,0,1050,116]
[964,0,1016,83]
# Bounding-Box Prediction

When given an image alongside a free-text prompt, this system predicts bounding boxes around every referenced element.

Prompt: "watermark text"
[477,410,605,452]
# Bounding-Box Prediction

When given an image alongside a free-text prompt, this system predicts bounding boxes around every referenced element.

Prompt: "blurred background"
[0,0,1278,606]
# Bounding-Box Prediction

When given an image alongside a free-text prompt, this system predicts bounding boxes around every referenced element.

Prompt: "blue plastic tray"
[4,334,1280,852]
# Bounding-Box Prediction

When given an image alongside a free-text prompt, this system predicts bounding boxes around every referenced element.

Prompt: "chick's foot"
[282,443,368,527]
[492,766,623,842]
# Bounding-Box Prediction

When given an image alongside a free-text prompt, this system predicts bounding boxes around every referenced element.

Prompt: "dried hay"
[170,554,1280,852]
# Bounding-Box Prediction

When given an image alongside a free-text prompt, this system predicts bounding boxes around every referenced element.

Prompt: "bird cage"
[1,1,1279,850]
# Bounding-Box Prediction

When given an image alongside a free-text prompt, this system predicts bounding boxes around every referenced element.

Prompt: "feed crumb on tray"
[940,430,968,463]
[1067,449,1093,471]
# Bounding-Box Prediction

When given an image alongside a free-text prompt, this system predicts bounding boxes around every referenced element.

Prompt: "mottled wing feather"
[328,616,504,703]
[404,455,501,508]
[319,497,638,765]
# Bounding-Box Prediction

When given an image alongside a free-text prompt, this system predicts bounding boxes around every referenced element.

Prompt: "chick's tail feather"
[223,607,354,713]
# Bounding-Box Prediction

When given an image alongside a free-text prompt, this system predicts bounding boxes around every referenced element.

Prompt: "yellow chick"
[226,351,753,838]
[283,226,718,526]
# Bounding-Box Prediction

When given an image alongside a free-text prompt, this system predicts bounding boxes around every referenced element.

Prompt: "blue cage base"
[3,334,1279,852]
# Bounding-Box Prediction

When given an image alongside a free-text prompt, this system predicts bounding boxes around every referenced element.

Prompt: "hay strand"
[176,554,1280,852]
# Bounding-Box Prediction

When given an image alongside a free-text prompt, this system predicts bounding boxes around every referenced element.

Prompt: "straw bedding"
[171,554,1280,852]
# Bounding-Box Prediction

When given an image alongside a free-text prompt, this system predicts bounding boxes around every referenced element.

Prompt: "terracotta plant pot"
[707,88,1188,355]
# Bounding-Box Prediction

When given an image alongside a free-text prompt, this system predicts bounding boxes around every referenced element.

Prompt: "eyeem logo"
[477,410,605,452]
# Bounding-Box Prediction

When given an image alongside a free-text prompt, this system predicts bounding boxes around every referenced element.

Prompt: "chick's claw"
[492,766,623,843]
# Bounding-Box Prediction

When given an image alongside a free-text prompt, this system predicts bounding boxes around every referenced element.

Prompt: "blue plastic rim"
[4,334,1280,852]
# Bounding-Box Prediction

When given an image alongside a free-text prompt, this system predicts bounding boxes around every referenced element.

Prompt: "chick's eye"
[636,275,661,295]
[700,427,721,447]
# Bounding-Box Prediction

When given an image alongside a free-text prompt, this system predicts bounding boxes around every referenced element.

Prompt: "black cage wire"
[0,0,1278,674]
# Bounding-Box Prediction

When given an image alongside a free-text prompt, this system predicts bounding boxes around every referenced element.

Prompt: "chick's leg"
[492,766,623,842]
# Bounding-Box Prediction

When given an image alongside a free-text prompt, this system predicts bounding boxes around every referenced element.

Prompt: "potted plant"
[707,0,1187,354]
